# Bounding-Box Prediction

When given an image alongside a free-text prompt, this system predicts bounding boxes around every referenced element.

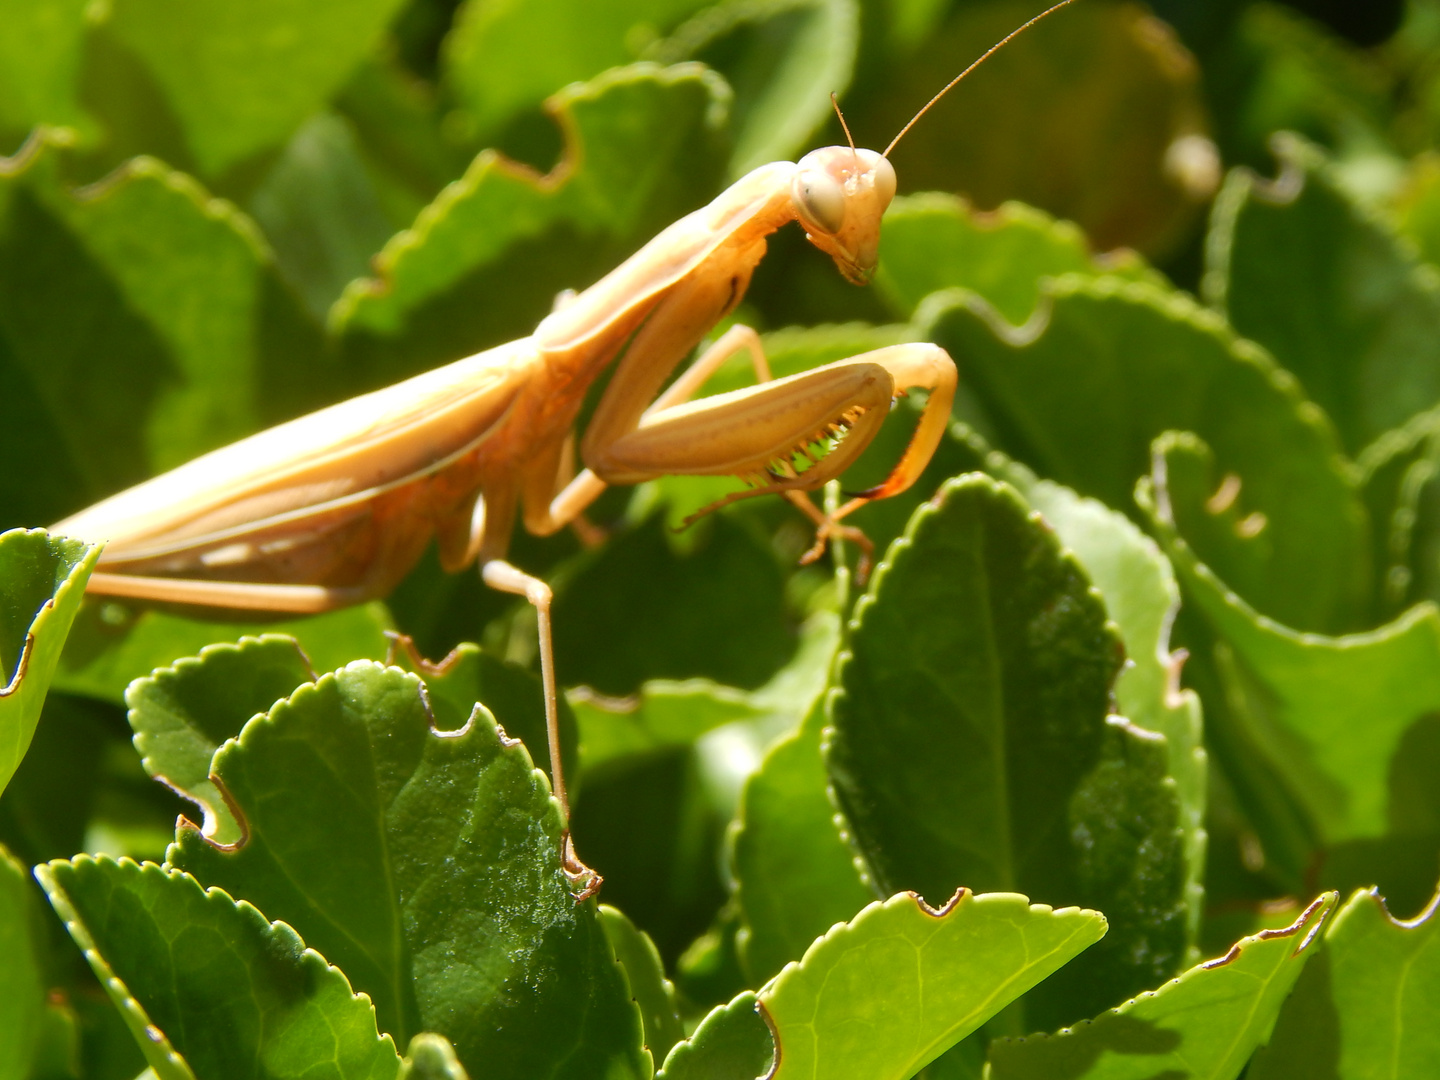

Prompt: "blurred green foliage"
[3,0,1440,1078]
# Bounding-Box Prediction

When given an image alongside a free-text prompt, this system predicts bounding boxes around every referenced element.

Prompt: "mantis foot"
[563,832,603,902]
[799,517,874,584]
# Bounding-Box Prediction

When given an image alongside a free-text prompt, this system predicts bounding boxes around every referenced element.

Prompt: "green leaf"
[844,0,1217,257]
[554,512,792,695]
[385,635,578,794]
[1014,474,1207,955]
[987,891,1337,1080]
[125,635,317,846]
[572,678,762,778]
[0,136,321,529]
[37,855,401,1080]
[1356,408,1440,619]
[599,903,686,1066]
[166,662,648,1078]
[331,63,730,384]
[759,890,1107,1080]
[874,194,1161,324]
[827,476,1189,1029]
[1205,133,1440,456]
[1138,433,1440,847]
[0,528,100,797]
[0,843,45,1080]
[249,112,397,323]
[54,602,393,704]
[919,276,1369,633]
[103,0,411,176]
[442,0,714,146]
[655,990,774,1080]
[0,0,90,136]
[646,0,859,177]
[732,698,873,986]
[1248,885,1440,1079]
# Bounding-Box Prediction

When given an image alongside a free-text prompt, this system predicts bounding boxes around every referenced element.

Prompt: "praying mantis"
[51,0,1078,898]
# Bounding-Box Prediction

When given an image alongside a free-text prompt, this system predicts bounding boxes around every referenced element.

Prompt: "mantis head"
[794,0,1078,287]
[791,146,897,286]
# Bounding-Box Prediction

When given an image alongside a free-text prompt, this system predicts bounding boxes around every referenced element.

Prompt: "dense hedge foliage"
[2,0,1439,1078]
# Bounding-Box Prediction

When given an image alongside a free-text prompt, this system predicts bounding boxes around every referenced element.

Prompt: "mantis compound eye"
[794,170,847,235]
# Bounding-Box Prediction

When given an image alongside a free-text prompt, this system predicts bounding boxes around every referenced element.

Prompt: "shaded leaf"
[647,0,859,177]
[1356,407,1440,619]
[442,0,713,147]
[600,903,686,1066]
[249,112,397,322]
[845,0,1217,257]
[54,602,393,705]
[554,512,791,695]
[572,679,763,779]
[0,528,101,797]
[827,476,1188,1029]
[167,662,647,1078]
[0,843,46,1080]
[1205,133,1440,456]
[760,890,1107,1080]
[104,0,411,176]
[988,892,1337,1080]
[1138,433,1440,847]
[919,276,1369,633]
[875,193,1160,324]
[732,697,873,985]
[1249,885,1440,1079]
[331,63,731,385]
[0,136,322,530]
[655,990,773,1080]
[38,855,402,1080]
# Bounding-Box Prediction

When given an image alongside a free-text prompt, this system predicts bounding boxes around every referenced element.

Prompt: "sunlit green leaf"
[1249,885,1440,1079]
[166,662,647,1077]
[0,528,100,798]
[0,0,89,137]
[989,892,1337,1080]
[38,855,401,1080]
[760,890,1107,1080]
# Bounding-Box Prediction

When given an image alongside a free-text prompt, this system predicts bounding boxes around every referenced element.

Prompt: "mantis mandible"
[52,0,1077,898]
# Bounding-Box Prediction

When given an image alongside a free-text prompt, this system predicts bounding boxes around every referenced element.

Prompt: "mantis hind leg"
[480,557,601,902]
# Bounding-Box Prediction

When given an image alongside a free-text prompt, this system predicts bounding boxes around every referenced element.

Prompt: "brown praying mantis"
[51,0,1078,899]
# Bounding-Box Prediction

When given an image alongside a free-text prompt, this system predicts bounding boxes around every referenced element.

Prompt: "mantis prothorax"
[52,0,1077,899]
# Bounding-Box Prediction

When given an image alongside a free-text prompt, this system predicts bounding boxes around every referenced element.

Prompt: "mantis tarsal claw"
[49,0,1080,902]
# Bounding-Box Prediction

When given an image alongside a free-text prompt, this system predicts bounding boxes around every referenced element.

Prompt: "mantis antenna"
[884,0,1080,158]
[831,91,859,167]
